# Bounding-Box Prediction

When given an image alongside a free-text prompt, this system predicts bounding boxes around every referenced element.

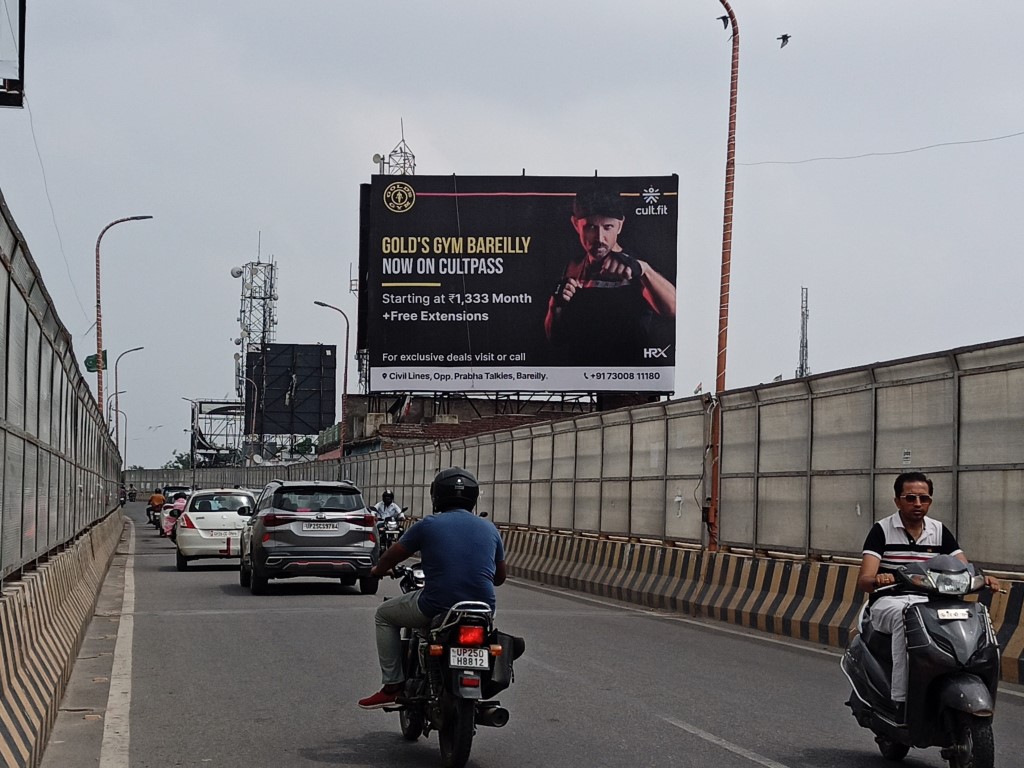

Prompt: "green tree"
[162,450,194,470]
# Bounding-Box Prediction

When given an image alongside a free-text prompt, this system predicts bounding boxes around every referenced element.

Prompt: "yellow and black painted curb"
[502,529,1023,684]
[0,511,123,768]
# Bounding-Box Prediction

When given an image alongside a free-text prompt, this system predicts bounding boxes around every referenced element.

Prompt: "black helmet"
[430,467,479,513]
[382,490,394,503]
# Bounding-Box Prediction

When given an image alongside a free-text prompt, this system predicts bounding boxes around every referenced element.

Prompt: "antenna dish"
[234,338,243,346]
[233,352,241,361]
[372,153,384,164]
[230,266,244,278]
[252,454,264,465]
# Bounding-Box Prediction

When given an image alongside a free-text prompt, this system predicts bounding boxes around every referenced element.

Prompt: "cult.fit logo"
[636,186,669,216]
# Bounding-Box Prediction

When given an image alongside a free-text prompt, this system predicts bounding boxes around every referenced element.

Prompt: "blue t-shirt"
[398,510,505,617]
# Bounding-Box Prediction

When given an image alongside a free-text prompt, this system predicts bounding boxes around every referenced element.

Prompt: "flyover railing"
[127,336,1024,572]
[0,191,121,581]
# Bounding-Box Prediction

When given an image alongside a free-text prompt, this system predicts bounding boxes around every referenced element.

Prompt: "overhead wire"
[23,95,91,323]
[740,129,1024,166]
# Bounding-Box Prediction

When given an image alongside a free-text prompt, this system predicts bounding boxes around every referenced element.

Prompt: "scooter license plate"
[937,608,969,620]
[449,648,489,669]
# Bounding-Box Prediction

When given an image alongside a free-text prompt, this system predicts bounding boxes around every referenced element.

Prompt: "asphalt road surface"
[43,503,1024,768]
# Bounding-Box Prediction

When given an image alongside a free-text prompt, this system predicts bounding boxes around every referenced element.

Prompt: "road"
[43,503,1024,768]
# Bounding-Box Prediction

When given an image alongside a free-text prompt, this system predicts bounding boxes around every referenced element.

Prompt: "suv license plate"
[302,522,339,531]
[937,608,969,620]
[449,648,489,669]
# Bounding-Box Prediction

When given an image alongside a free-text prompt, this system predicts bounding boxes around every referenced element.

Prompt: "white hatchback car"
[174,489,256,571]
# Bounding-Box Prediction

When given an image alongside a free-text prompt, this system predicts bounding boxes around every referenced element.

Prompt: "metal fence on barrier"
[0,192,121,581]
[125,336,1024,572]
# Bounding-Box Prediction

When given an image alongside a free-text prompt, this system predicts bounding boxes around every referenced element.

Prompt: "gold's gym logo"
[383,182,416,213]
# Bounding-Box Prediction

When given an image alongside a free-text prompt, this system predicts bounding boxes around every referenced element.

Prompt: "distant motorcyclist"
[373,490,403,520]
[147,488,166,522]
[358,468,506,710]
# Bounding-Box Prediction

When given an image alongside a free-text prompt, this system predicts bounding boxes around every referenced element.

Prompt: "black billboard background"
[360,175,679,383]
[244,343,336,435]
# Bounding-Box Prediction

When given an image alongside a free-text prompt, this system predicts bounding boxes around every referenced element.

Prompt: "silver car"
[239,480,379,595]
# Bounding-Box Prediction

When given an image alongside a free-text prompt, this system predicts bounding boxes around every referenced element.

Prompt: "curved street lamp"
[708,0,740,552]
[114,346,144,451]
[106,389,126,431]
[313,300,350,455]
[95,216,153,405]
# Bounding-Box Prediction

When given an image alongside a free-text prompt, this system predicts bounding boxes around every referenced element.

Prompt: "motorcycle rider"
[147,487,166,522]
[358,467,506,710]
[856,472,1000,722]
[374,489,403,520]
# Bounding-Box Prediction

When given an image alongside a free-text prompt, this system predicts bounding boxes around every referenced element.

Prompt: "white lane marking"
[660,716,793,768]
[100,519,135,768]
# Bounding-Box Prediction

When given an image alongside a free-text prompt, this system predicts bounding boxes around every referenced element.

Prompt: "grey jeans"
[375,589,433,685]
[869,594,929,702]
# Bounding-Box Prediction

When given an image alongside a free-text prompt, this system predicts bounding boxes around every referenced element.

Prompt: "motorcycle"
[128,489,137,502]
[119,490,127,507]
[378,507,409,549]
[384,563,524,768]
[840,554,1000,767]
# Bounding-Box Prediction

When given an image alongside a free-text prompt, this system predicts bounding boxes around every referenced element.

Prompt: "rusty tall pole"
[708,1,740,552]
[95,216,152,405]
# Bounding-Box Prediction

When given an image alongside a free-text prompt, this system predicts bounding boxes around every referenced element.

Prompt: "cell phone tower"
[796,286,810,378]
[231,250,279,398]
[372,119,416,176]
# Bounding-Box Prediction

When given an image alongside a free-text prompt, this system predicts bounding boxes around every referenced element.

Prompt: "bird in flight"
[777,34,791,48]
[717,15,729,29]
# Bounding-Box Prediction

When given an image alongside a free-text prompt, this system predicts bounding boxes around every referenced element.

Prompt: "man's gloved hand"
[600,252,644,281]
[551,277,582,305]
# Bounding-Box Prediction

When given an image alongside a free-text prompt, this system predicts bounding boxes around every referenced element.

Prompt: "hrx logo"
[643,346,670,359]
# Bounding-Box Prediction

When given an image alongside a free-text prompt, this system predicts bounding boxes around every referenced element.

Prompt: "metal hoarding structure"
[358,175,679,395]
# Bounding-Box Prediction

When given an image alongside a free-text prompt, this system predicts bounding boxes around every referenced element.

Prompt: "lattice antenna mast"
[796,286,810,378]
[235,259,279,396]
[387,119,416,175]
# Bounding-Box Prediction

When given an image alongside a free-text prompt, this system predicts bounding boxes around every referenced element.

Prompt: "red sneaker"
[358,685,402,709]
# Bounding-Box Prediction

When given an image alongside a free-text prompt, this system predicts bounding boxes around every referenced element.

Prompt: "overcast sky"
[1,1,1022,469]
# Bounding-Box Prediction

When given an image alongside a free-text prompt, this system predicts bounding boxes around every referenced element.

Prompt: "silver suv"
[239,479,380,595]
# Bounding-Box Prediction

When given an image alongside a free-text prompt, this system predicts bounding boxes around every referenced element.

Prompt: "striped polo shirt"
[862,512,963,574]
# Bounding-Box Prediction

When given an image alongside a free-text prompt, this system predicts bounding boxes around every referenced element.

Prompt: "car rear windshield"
[189,494,254,512]
[273,488,364,513]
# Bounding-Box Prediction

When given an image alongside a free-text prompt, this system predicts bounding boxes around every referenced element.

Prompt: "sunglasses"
[899,494,932,504]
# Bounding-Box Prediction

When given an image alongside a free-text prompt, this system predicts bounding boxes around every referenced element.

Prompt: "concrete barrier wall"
[0,510,123,767]
[502,529,1024,685]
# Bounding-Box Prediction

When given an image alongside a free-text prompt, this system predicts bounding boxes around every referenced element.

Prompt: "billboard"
[244,343,336,435]
[360,175,678,394]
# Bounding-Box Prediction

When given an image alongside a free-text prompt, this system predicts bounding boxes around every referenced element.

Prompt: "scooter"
[840,554,1000,767]
[384,563,524,768]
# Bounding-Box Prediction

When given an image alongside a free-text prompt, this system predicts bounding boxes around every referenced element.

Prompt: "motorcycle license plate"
[937,608,969,620]
[449,648,489,669]
[302,522,339,531]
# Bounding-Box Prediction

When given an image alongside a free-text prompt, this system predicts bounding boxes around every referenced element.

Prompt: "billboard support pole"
[709,0,740,553]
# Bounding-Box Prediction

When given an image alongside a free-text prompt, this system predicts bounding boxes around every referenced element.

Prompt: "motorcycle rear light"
[459,676,480,688]
[458,626,486,646]
[179,514,197,529]
[429,644,444,656]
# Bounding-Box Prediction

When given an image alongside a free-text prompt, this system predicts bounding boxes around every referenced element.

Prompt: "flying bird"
[717,15,729,29]
[777,34,791,48]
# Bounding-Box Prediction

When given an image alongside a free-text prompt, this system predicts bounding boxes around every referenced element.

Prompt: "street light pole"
[313,300,350,456]
[106,389,126,431]
[95,216,153,405]
[708,0,740,552]
[114,346,144,454]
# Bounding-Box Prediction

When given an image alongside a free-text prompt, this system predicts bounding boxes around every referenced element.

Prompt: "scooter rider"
[856,472,1000,722]
[358,467,506,710]
[374,490,403,520]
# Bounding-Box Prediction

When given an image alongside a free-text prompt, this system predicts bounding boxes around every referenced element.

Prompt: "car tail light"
[457,626,485,646]
[179,514,197,529]
[263,514,294,527]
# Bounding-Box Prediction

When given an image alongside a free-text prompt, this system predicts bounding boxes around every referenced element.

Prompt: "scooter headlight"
[927,569,971,594]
